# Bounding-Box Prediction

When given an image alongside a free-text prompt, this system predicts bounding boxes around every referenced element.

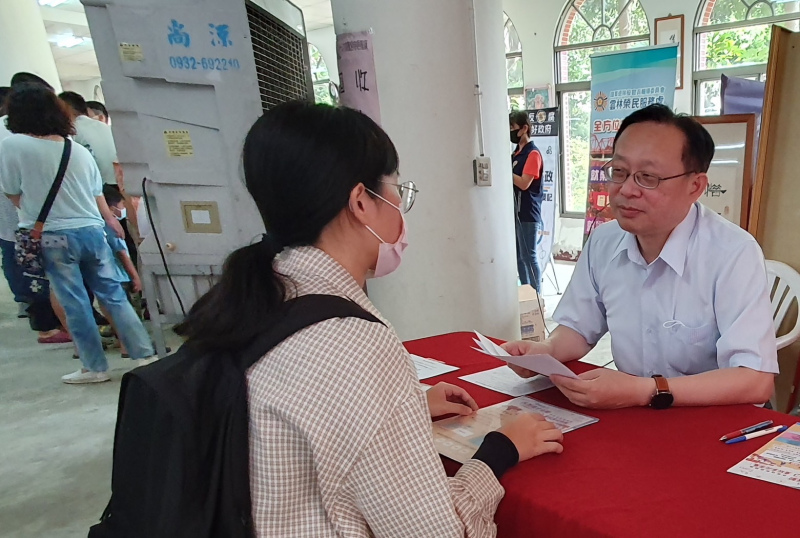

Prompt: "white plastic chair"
[766,260,800,350]
[766,260,800,413]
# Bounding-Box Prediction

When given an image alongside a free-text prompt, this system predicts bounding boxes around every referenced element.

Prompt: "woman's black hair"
[5,83,75,138]
[509,110,531,135]
[174,101,399,352]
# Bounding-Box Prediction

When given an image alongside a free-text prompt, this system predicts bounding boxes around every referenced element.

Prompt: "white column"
[331,0,520,341]
[0,0,61,90]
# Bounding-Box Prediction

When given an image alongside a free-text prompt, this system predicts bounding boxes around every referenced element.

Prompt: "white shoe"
[135,356,160,367]
[62,369,111,384]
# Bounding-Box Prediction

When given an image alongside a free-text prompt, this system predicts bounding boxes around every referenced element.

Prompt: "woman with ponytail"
[176,102,563,537]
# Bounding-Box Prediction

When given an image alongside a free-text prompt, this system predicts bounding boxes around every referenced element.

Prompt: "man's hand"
[131,275,143,293]
[426,382,479,418]
[551,369,653,409]
[502,340,550,379]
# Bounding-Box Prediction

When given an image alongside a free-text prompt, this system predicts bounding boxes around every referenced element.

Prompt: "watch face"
[651,392,674,410]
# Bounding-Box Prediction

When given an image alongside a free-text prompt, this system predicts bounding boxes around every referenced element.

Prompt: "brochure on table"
[728,422,800,490]
[432,396,598,463]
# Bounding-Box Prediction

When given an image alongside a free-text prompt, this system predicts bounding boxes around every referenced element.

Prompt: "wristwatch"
[650,375,674,410]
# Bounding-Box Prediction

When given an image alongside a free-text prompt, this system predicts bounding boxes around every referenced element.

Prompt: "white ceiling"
[293,0,334,31]
[39,0,334,82]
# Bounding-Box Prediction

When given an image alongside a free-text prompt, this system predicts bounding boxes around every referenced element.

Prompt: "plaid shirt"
[247,246,504,537]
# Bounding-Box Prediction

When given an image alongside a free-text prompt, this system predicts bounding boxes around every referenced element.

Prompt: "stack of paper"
[472,331,578,379]
[411,354,459,381]
[727,423,800,490]
[432,396,599,463]
[459,366,554,397]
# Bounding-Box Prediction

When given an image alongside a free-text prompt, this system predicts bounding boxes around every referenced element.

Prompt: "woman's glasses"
[380,180,418,213]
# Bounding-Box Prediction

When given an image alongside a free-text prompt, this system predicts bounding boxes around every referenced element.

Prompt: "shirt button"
[646,328,653,334]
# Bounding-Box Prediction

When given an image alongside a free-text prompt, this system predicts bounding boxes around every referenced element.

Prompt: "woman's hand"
[426,382,479,418]
[497,413,564,461]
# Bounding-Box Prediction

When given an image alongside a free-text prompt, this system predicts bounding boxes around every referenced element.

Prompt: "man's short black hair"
[614,104,715,173]
[86,100,108,118]
[59,91,89,116]
[0,87,9,115]
[103,184,124,207]
[10,72,53,91]
[509,110,531,135]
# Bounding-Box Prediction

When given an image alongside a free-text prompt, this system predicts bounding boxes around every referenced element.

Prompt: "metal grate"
[246,1,312,111]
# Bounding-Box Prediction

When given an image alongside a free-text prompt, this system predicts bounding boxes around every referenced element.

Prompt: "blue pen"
[724,425,788,445]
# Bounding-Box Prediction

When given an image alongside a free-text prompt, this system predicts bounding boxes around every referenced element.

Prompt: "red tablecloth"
[405,332,797,538]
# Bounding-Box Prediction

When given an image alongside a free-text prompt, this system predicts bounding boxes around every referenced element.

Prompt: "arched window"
[695,0,800,116]
[505,13,524,110]
[555,0,650,216]
[308,43,332,105]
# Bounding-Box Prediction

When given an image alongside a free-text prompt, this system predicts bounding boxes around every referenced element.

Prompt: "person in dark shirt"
[510,111,544,292]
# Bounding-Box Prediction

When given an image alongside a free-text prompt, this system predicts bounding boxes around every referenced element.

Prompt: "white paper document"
[411,354,459,381]
[472,331,579,379]
[433,396,599,463]
[459,366,555,397]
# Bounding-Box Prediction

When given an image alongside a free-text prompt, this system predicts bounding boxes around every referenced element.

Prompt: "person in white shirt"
[507,104,778,409]
[59,91,122,189]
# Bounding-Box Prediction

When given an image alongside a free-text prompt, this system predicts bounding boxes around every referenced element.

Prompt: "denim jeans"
[42,226,154,372]
[0,238,27,303]
[515,220,542,293]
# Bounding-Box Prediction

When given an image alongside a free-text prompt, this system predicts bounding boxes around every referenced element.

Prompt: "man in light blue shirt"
[507,105,777,409]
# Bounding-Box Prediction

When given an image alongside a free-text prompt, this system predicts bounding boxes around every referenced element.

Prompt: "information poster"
[336,31,381,124]
[528,107,560,273]
[583,45,678,242]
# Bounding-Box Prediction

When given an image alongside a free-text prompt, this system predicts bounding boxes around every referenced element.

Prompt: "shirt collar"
[657,203,698,277]
[611,203,699,275]
[274,245,384,320]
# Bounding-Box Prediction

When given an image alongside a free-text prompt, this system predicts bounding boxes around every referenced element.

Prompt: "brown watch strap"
[653,375,670,393]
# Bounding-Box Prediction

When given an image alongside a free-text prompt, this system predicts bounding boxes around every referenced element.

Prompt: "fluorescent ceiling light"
[711,159,739,165]
[715,143,745,150]
[39,0,70,7]
[49,34,89,48]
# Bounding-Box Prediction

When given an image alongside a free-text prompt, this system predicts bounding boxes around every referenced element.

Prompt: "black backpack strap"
[32,138,71,236]
[237,294,384,370]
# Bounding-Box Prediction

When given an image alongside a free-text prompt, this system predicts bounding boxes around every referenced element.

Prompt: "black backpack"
[89,294,382,538]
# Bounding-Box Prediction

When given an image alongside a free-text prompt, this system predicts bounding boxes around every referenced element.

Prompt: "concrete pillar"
[331,0,519,341]
[0,0,62,90]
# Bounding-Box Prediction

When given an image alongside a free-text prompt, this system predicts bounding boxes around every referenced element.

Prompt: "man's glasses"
[379,180,418,213]
[601,162,695,190]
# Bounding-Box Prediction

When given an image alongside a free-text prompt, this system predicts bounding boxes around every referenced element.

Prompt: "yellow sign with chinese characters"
[119,43,144,62]
[163,130,194,158]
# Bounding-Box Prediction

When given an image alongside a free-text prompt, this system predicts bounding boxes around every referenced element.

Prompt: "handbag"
[14,138,72,286]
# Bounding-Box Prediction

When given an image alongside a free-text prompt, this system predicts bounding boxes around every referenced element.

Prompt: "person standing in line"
[0,78,69,341]
[0,84,156,384]
[510,110,544,292]
[0,86,27,317]
[60,92,140,268]
[86,100,110,124]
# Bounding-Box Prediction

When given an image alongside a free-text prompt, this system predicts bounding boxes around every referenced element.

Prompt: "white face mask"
[116,207,127,221]
[363,190,408,278]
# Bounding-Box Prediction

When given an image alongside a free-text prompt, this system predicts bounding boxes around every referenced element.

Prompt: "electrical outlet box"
[473,156,492,186]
